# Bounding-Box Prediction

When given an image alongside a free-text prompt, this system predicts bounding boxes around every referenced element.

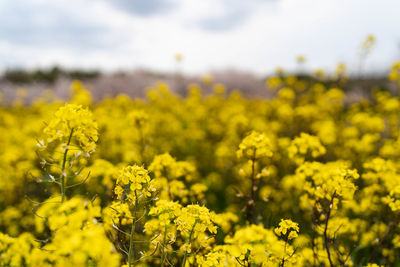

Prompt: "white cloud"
[0,0,399,75]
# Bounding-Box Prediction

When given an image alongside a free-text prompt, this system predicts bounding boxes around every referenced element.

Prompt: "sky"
[0,0,399,75]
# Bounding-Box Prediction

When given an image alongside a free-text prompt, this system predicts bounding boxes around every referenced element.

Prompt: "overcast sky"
[0,0,399,75]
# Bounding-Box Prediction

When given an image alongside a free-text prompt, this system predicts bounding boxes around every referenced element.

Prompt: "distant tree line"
[0,66,100,84]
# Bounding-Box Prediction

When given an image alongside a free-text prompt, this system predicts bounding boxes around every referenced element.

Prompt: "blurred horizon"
[1,0,400,76]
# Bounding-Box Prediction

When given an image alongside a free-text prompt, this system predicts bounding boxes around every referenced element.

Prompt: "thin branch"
[235,257,246,267]
[368,213,400,262]
[25,195,61,205]
[116,243,129,256]
[65,171,91,188]
[112,222,130,236]
[32,208,49,219]
[133,243,159,263]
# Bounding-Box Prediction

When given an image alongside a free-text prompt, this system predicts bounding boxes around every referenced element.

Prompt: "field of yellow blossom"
[1,61,400,267]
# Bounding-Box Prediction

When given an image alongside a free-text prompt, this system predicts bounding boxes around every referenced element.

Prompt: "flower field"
[1,62,400,266]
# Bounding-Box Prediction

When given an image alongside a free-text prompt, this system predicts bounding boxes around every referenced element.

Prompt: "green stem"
[128,192,138,267]
[60,128,74,203]
[311,207,318,266]
[323,193,336,267]
[138,126,146,165]
[281,239,287,267]
[247,156,256,224]
[161,224,168,266]
[181,221,197,267]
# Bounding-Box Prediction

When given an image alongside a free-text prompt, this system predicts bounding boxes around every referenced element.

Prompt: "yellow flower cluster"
[2,60,400,266]
[149,199,182,226]
[288,133,326,164]
[145,201,219,265]
[175,205,217,251]
[224,224,298,266]
[297,161,359,206]
[42,103,98,154]
[196,250,226,267]
[389,61,400,86]
[33,197,120,267]
[383,185,400,212]
[274,219,299,240]
[114,165,155,203]
[0,232,44,267]
[103,201,133,227]
[149,153,200,202]
[236,131,273,160]
[70,80,92,106]
[128,109,149,128]
[359,34,376,57]
[149,152,196,181]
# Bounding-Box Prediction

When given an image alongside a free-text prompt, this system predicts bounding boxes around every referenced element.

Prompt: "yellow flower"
[389,61,400,86]
[128,109,149,127]
[175,53,183,62]
[237,131,273,160]
[114,165,155,203]
[148,199,182,226]
[148,153,176,178]
[175,204,217,241]
[197,250,227,267]
[296,55,306,63]
[202,74,214,85]
[383,185,400,212]
[42,103,98,154]
[288,133,326,164]
[274,219,299,240]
